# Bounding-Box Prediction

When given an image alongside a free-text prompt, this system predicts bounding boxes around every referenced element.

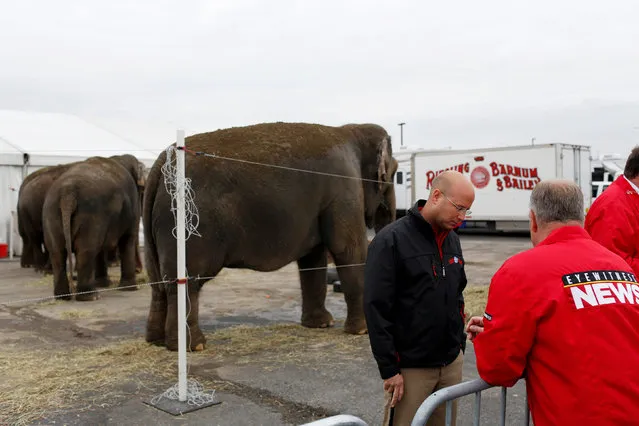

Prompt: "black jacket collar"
[408,200,436,238]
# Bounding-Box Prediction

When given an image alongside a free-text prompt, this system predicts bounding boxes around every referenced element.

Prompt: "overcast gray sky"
[1,0,638,158]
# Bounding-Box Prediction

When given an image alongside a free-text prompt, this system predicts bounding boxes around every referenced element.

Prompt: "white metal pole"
[176,129,187,401]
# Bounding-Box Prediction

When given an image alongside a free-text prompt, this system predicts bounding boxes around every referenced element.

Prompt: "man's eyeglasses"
[441,192,472,215]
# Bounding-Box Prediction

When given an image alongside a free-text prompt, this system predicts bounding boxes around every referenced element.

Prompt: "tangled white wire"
[150,378,218,407]
[161,145,202,240]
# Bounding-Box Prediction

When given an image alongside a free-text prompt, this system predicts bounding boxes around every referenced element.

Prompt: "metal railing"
[411,378,530,426]
[300,414,368,426]
[300,379,530,426]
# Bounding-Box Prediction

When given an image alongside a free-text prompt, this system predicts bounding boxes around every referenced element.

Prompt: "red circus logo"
[470,166,490,189]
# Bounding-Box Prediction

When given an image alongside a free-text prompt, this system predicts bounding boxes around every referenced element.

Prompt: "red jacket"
[585,175,639,276]
[473,226,639,426]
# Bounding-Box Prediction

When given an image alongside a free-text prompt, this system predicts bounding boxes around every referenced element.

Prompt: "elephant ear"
[377,136,391,191]
[388,157,398,182]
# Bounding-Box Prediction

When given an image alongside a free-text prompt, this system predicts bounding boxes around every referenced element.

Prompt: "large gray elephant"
[42,154,146,301]
[143,122,397,351]
[17,162,80,272]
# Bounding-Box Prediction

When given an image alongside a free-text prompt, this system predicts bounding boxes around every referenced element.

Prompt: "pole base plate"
[143,395,221,415]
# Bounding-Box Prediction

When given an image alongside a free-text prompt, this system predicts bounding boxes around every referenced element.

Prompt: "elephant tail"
[60,192,76,290]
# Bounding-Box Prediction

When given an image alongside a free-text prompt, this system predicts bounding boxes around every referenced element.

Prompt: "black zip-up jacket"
[364,200,467,380]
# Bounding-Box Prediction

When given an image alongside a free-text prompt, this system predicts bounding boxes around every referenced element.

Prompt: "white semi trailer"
[391,143,592,232]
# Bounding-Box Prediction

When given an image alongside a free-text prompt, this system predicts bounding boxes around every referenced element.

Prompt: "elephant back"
[183,122,354,163]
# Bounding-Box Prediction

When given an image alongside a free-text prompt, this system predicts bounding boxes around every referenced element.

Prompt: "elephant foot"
[94,277,111,288]
[75,290,100,302]
[166,328,206,352]
[54,293,73,301]
[145,322,165,346]
[117,279,139,291]
[301,308,335,329]
[165,339,206,352]
[146,335,166,347]
[344,317,368,335]
[54,285,73,300]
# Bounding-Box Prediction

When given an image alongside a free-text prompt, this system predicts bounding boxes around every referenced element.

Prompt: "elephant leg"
[21,241,34,268]
[117,235,138,291]
[107,247,118,267]
[135,244,143,274]
[42,246,53,275]
[94,250,111,288]
[75,250,99,301]
[325,226,368,335]
[51,248,71,300]
[298,245,334,329]
[146,284,168,345]
[165,281,206,351]
[33,237,48,273]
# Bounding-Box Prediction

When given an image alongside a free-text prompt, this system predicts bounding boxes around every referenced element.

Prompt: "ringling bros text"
[424,161,541,192]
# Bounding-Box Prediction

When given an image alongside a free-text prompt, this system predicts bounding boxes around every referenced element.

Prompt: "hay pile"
[0,340,174,425]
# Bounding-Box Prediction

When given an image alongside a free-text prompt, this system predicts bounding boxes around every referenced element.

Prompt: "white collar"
[624,175,639,193]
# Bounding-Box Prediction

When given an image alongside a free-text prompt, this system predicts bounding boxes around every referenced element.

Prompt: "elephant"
[143,121,397,351]
[17,161,144,275]
[42,154,146,301]
[17,162,81,273]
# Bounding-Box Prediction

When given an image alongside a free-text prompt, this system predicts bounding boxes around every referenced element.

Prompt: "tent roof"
[0,109,161,166]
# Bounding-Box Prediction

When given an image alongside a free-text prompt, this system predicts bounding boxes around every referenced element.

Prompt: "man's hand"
[383,373,404,407]
[465,316,484,341]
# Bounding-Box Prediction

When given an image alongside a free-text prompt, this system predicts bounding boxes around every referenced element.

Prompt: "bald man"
[364,171,475,426]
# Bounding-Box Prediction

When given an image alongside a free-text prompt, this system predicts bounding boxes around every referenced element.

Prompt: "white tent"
[0,109,162,257]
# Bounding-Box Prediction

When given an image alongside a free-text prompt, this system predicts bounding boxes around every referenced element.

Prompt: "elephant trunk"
[60,192,76,292]
[373,184,397,233]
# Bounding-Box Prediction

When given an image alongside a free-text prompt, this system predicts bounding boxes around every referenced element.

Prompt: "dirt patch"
[464,285,489,319]
[0,323,365,425]
[0,287,491,426]
[60,309,99,319]
[0,234,528,425]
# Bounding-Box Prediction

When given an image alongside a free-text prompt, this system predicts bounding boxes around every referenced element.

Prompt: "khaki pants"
[386,352,463,426]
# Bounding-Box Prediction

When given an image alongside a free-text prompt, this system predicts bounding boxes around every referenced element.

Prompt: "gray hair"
[529,179,584,225]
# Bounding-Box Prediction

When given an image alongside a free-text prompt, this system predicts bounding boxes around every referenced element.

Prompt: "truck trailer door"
[559,144,592,211]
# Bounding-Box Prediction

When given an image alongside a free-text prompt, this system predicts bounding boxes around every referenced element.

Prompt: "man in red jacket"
[585,146,639,275]
[466,179,639,425]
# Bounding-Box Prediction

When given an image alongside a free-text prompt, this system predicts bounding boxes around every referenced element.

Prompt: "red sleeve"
[585,203,639,275]
[473,261,552,387]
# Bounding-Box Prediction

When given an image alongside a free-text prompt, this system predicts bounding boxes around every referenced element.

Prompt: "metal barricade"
[300,379,530,426]
[410,378,530,426]
[300,414,369,426]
